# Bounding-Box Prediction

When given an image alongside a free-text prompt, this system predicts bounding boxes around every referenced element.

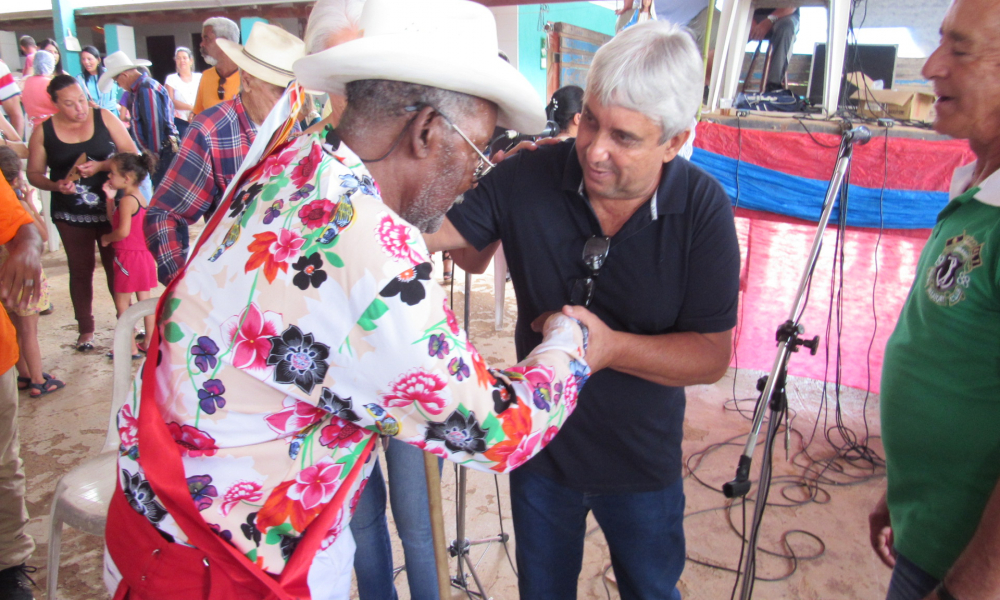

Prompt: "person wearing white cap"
[146,22,305,285]
[428,19,741,600]
[102,1,609,598]
[100,50,178,187]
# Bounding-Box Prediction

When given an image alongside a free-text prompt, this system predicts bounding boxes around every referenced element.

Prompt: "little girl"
[100,152,158,359]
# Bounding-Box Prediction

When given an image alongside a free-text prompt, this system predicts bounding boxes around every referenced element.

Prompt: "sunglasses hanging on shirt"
[570,235,611,307]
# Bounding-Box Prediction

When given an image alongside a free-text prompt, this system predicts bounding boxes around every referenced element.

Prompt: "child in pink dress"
[100,152,158,358]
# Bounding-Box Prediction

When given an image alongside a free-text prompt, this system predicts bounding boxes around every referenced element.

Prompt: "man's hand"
[0,224,42,311]
[869,491,896,568]
[493,137,563,163]
[530,311,559,333]
[561,304,616,373]
[749,18,773,40]
[56,179,76,195]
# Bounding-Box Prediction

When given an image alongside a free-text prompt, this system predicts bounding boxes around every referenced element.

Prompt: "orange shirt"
[0,177,34,373]
[191,67,241,116]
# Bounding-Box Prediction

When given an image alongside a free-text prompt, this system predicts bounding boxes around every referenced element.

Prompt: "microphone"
[537,120,560,139]
[843,126,871,145]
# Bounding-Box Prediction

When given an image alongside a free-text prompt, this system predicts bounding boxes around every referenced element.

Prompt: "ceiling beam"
[4,0,586,28]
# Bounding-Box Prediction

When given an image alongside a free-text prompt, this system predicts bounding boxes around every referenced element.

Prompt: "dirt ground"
[18,248,892,600]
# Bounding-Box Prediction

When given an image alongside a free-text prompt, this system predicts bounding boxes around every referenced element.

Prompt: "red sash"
[107,86,376,599]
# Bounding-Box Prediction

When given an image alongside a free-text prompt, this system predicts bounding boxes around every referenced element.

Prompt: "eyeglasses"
[570,236,611,307]
[405,104,496,182]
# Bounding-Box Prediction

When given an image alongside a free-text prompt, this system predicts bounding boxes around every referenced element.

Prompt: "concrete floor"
[19,249,893,599]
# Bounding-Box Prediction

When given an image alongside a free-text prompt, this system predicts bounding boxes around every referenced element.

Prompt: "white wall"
[490,6,519,69]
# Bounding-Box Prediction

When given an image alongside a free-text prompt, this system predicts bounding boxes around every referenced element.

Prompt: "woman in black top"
[26,75,138,350]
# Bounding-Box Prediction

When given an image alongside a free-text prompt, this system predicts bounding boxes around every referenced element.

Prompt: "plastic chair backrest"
[103,297,158,454]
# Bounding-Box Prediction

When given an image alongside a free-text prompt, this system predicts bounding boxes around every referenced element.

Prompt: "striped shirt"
[0,61,21,102]
[145,94,260,285]
[128,73,177,154]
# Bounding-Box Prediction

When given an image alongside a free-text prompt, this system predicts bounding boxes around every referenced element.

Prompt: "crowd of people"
[0,0,997,599]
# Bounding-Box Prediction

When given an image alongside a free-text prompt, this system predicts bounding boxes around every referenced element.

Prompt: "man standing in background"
[191,17,241,116]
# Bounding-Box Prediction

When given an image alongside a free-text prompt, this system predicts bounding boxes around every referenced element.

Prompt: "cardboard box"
[847,72,936,122]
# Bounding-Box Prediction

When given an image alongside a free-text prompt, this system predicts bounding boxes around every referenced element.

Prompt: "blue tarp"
[690,148,948,229]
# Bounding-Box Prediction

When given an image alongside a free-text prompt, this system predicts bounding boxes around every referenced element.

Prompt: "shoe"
[39,303,54,316]
[17,373,51,390]
[28,376,65,398]
[0,563,37,600]
[442,271,453,283]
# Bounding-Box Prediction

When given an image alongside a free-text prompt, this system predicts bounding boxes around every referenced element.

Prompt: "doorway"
[145,35,175,84]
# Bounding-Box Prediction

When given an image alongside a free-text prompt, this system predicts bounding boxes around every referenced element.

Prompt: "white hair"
[203,17,241,43]
[304,0,365,55]
[587,19,703,143]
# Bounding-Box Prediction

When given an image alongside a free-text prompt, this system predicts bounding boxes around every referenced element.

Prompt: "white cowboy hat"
[216,22,305,88]
[293,0,546,134]
[98,51,152,93]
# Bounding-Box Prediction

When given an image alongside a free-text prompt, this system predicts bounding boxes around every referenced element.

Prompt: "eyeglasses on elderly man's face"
[404,104,496,182]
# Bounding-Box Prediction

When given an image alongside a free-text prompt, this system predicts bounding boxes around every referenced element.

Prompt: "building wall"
[517,2,615,102]
[489,6,519,69]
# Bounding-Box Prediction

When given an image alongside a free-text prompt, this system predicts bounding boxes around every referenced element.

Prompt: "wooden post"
[424,451,450,600]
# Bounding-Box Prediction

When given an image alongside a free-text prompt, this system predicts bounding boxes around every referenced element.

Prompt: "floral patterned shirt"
[115,126,591,576]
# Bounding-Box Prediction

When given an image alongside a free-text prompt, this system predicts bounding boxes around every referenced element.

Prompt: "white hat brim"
[98,59,152,93]
[293,36,547,134]
[216,38,294,88]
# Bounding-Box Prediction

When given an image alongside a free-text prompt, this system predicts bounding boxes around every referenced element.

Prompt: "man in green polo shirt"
[870,0,1000,599]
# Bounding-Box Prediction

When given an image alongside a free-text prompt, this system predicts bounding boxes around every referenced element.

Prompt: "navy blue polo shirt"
[447,140,740,492]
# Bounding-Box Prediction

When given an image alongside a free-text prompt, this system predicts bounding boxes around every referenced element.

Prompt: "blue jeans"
[886,554,939,600]
[510,469,685,600]
[350,438,442,600]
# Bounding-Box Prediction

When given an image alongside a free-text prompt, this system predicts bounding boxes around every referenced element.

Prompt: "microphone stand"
[447,271,510,599]
[723,127,870,600]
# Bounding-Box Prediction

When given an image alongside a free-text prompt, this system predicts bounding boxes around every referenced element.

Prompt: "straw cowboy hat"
[216,22,306,88]
[293,0,547,134]
[98,51,152,93]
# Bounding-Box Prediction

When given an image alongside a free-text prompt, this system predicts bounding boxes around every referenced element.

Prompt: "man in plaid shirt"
[145,94,257,285]
[145,23,304,285]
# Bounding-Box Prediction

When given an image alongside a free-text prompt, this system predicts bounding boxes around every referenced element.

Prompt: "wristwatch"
[766,13,778,22]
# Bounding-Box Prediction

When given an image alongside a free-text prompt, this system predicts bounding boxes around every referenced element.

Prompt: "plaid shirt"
[145,94,257,285]
[129,73,177,154]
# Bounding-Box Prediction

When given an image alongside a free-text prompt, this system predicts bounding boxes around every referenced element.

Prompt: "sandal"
[18,373,51,390]
[76,336,95,352]
[442,271,453,282]
[28,377,65,397]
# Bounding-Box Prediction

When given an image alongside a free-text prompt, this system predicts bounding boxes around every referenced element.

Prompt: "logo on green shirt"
[925,232,983,306]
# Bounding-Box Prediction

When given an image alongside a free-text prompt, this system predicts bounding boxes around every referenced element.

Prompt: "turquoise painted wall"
[517,2,616,101]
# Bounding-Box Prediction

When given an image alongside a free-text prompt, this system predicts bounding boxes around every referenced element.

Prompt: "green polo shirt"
[882,163,1000,579]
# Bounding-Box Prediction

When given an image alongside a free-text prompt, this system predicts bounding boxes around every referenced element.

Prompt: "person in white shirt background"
[164,47,202,138]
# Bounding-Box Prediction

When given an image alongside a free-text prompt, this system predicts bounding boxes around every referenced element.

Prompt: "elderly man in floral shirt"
[103,2,607,599]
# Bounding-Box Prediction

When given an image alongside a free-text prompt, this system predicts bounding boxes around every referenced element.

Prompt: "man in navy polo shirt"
[427,20,740,600]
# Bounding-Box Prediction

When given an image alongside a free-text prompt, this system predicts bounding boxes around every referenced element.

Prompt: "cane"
[424,451,450,599]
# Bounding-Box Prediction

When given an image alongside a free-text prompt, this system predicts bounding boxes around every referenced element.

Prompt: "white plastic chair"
[46,298,158,599]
